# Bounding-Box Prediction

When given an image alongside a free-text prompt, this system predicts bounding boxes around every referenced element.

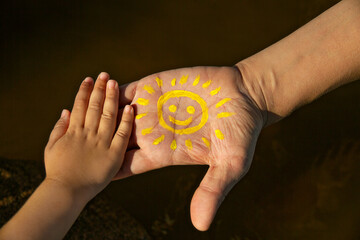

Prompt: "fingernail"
[99,72,109,80]
[61,109,67,118]
[124,105,132,113]
[84,77,92,83]
[107,80,116,89]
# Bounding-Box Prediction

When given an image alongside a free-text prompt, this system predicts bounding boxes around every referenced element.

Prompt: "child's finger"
[98,80,119,146]
[84,72,109,132]
[119,81,138,107]
[111,105,134,155]
[69,77,93,129]
[47,109,70,149]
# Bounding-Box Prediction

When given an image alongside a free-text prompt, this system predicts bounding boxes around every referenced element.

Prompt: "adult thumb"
[47,109,70,148]
[190,166,239,231]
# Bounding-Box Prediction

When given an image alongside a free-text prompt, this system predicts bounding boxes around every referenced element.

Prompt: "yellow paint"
[157,90,208,135]
[169,104,177,113]
[193,75,200,86]
[202,80,212,88]
[217,112,235,118]
[202,137,210,149]
[144,85,155,94]
[155,77,163,87]
[180,75,188,85]
[136,113,147,119]
[187,105,195,114]
[185,139,193,150]
[141,127,153,135]
[210,87,221,96]
[170,78,176,86]
[170,140,177,150]
[216,98,231,108]
[215,129,224,140]
[153,135,165,145]
[169,115,193,126]
[137,98,149,106]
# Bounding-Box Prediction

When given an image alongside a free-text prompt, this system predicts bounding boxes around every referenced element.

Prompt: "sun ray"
[202,80,212,88]
[137,98,149,106]
[210,87,221,96]
[217,112,235,118]
[216,98,231,108]
[136,112,148,119]
[143,85,155,94]
[185,139,193,150]
[202,137,210,149]
[170,140,177,150]
[153,135,165,145]
[171,78,176,86]
[180,75,188,85]
[215,129,224,140]
[141,127,153,135]
[155,77,163,87]
[193,75,200,86]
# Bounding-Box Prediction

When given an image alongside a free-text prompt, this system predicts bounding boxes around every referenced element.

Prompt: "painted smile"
[169,115,193,126]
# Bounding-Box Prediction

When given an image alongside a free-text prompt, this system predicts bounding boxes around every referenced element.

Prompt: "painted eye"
[187,106,195,114]
[169,105,177,113]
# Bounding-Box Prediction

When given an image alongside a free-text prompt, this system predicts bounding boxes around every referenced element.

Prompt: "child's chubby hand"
[44,72,134,202]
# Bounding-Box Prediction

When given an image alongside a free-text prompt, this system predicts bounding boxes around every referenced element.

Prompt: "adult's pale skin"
[115,0,360,231]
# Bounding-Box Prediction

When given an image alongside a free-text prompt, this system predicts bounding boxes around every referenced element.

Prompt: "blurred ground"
[1,0,360,239]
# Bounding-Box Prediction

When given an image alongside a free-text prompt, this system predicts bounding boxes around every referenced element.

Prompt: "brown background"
[1,0,360,239]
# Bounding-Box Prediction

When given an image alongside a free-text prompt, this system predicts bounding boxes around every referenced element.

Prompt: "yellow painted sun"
[136,75,235,150]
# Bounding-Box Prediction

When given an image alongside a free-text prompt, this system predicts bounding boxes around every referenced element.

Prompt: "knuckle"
[106,90,117,99]
[116,129,129,139]
[88,101,102,111]
[121,117,132,125]
[95,83,106,91]
[199,184,226,201]
[101,111,115,120]
[75,97,87,109]
[54,119,66,128]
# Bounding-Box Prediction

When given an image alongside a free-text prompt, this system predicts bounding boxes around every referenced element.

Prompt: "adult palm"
[115,66,265,231]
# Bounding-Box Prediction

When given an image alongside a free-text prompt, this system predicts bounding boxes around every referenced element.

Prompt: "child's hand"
[44,72,134,201]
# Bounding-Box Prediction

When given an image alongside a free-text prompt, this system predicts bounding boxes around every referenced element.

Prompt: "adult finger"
[119,81,138,107]
[98,80,119,146]
[68,77,93,129]
[46,109,70,149]
[190,166,241,231]
[84,72,109,132]
[111,105,134,156]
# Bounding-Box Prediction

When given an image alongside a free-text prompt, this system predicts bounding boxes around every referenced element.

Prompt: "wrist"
[43,177,91,207]
[235,59,282,126]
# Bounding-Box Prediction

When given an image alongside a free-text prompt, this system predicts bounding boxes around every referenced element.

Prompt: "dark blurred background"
[1,0,360,239]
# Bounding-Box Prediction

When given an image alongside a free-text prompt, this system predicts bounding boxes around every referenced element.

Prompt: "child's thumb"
[47,109,70,148]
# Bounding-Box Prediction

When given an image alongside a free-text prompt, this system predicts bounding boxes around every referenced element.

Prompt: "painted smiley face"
[157,90,208,135]
[168,104,195,126]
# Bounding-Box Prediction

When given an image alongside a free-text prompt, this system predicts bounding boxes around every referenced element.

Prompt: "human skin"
[115,0,360,231]
[0,73,134,240]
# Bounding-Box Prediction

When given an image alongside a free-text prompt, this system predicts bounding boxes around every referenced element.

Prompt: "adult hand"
[115,66,266,231]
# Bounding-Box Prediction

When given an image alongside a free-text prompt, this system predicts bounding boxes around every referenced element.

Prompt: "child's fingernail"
[107,80,116,89]
[84,77,92,83]
[61,109,67,118]
[99,72,109,80]
[124,105,132,113]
